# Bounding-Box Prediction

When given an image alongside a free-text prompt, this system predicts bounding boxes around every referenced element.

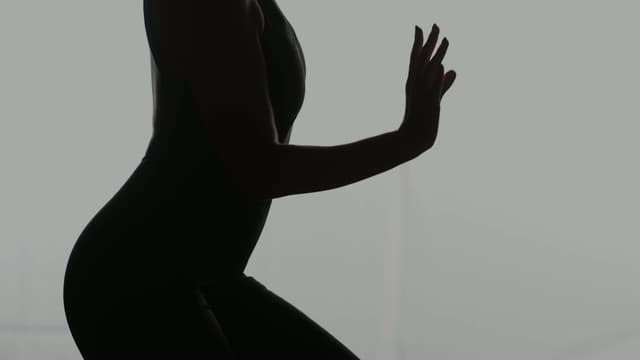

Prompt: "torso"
[147,0,306,148]
[143,0,307,282]
[66,0,307,288]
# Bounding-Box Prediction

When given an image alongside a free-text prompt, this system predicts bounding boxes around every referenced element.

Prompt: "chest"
[257,0,306,144]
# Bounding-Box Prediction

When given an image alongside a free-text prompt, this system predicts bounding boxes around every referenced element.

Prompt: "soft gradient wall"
[1,1,639,359]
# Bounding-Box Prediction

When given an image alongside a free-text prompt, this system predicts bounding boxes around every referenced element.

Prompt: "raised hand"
[399,23,456,156]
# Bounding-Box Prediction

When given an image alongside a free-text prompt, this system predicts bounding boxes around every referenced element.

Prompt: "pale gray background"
[1,0,639,359]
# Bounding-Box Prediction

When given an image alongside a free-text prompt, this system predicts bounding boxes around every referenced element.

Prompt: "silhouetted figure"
[63,0,456,358]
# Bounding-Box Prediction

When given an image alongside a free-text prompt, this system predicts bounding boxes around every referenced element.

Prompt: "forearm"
[264,130,418,199]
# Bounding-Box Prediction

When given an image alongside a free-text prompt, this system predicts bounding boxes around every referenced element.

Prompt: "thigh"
[200,275,360,360]
[66,276,236,359]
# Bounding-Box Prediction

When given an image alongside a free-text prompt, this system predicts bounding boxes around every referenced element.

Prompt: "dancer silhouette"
[63,1,456,358]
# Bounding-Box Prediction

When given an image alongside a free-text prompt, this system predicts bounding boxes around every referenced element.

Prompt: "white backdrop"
[2,1,640,359]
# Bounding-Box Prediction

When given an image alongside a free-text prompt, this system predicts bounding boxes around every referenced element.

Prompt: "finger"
[431,37,449,66]
[421,23,439,62]
[408,26,424,89]
[412,26,424,65]
[441,70,457,97]
[418,24,439,79]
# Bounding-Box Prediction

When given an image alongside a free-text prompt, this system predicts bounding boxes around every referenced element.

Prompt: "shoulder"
[175,0,264,34]
[145,0,264,34]
[145,0,265,73]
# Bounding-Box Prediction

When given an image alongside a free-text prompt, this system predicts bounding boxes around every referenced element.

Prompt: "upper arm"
[150,0,278,191]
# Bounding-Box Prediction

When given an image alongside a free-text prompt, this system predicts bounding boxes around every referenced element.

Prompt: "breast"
[257,0,307,144]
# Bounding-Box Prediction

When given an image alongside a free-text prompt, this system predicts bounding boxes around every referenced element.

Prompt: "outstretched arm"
[263,130,413,199]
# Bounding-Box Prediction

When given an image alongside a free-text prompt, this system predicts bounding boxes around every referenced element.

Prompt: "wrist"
[394,127,427,161]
